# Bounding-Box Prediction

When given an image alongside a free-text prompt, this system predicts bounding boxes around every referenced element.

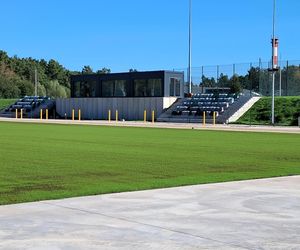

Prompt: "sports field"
[0,121,299,205]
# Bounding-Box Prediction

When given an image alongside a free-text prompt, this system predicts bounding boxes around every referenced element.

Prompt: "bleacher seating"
[171,93,240,117]
[6,96,50,113]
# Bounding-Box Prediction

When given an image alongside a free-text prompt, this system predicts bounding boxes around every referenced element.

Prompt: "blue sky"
[0,0,299,72]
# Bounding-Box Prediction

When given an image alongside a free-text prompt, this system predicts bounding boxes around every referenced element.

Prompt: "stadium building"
[56,70,184,120]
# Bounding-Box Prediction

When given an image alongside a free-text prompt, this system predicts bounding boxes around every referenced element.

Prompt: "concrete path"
[0,176,300,250]
[0,117,300,134]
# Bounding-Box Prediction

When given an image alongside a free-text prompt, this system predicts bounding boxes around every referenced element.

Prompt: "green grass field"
[0,99,16,111]
[0,122,299,205]
[235,97,300,126]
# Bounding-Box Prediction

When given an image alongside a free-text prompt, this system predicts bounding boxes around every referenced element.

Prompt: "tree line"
[0,50,116,98]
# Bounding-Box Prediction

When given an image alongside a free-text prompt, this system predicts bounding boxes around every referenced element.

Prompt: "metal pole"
[286,60,289,96]
[271,72,275,124]
[188,0,192,94]
[34,68,38,96]
[279,66,282,96]
[217,65,219,85]
[271,0,276,125]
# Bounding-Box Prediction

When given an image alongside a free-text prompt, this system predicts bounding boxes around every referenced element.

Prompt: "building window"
[148,79,162,96]
[170,78,181,97]
[175,79,181,96]
[80,81,97,97]
[170,78,175,96]
[114,80,129,97]
[102,80,114,97]
[134,79,147,97]
[73,81,81,97]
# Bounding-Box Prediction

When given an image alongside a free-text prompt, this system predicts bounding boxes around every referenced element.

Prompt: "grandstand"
[157,91,257,123]
[0,96,55,118]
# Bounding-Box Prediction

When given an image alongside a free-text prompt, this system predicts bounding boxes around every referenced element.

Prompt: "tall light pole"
[34,68,38,96]
[188,0,192,94]
[270,0,278,125]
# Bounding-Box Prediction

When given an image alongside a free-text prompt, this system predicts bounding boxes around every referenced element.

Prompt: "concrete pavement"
[0,117,300,134]
[0,176,300,250]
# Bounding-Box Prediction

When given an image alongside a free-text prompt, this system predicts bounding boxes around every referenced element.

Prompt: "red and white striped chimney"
[272,38,279,69]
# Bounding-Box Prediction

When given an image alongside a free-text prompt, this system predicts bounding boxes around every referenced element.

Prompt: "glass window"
[134,79,147,97]
[170,78,175,96]
[73,81,81,97]
[175,79,181,96]
[80,81,97,97]
[114,80,129,97]
[170,78,181,97]
[148,79,162,96]
[102,80,114,97]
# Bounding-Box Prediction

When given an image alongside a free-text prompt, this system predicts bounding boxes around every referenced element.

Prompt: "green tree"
[82,65,94,74]
[229,74,242,94]
[96,67,111,74]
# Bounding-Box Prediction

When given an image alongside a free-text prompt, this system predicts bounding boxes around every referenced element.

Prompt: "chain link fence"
[176,60,300,97]
[175,60,300,126]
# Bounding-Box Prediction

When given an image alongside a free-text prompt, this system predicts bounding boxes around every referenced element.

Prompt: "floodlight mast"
[271,0,278,125]
[188,0,192,95]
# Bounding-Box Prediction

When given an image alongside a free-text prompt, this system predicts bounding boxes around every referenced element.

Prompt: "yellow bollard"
[213,112,216,126]
[15,109,18,119]
[78,109,81,121]
[40,109,43,120]
[152,110,155,123]
[116,110,118,122]
[203,111,206,126]
[108,110,111,122]
[72,109,75,121]
[46,109,48,120]
[144,110,147,122]
[20,109,23,119]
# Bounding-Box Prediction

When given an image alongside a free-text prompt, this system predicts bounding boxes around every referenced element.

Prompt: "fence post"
[203,111,206,126]
[144,110,147,122]
[40,109,43,120]
[116,110,118,122]
[152,110,155,123]
[15,109,18,119]
[108,110,111,122]
[78,109,81,121]
[72,109,75,121]
[20,109,23,119]
[213,112,216,125]
[46,109,48,120]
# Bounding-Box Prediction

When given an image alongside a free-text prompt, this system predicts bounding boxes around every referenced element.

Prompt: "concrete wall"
[56,97,178,121]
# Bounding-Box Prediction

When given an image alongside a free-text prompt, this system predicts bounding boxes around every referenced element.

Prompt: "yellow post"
[46,109,48,120]
[213,112,216,126]
[40,109,43,120]
[108,110,111,122]
[15,109,18,119]
[203,111,206,126]
[152,110,155,123]
[72,109,75,121]
[116,110,118,122]
[78,109,81,121]
[20,109,23,119]
[144,110,147,122]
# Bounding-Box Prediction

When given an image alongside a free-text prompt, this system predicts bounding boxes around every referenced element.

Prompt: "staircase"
[227,97,261,123]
